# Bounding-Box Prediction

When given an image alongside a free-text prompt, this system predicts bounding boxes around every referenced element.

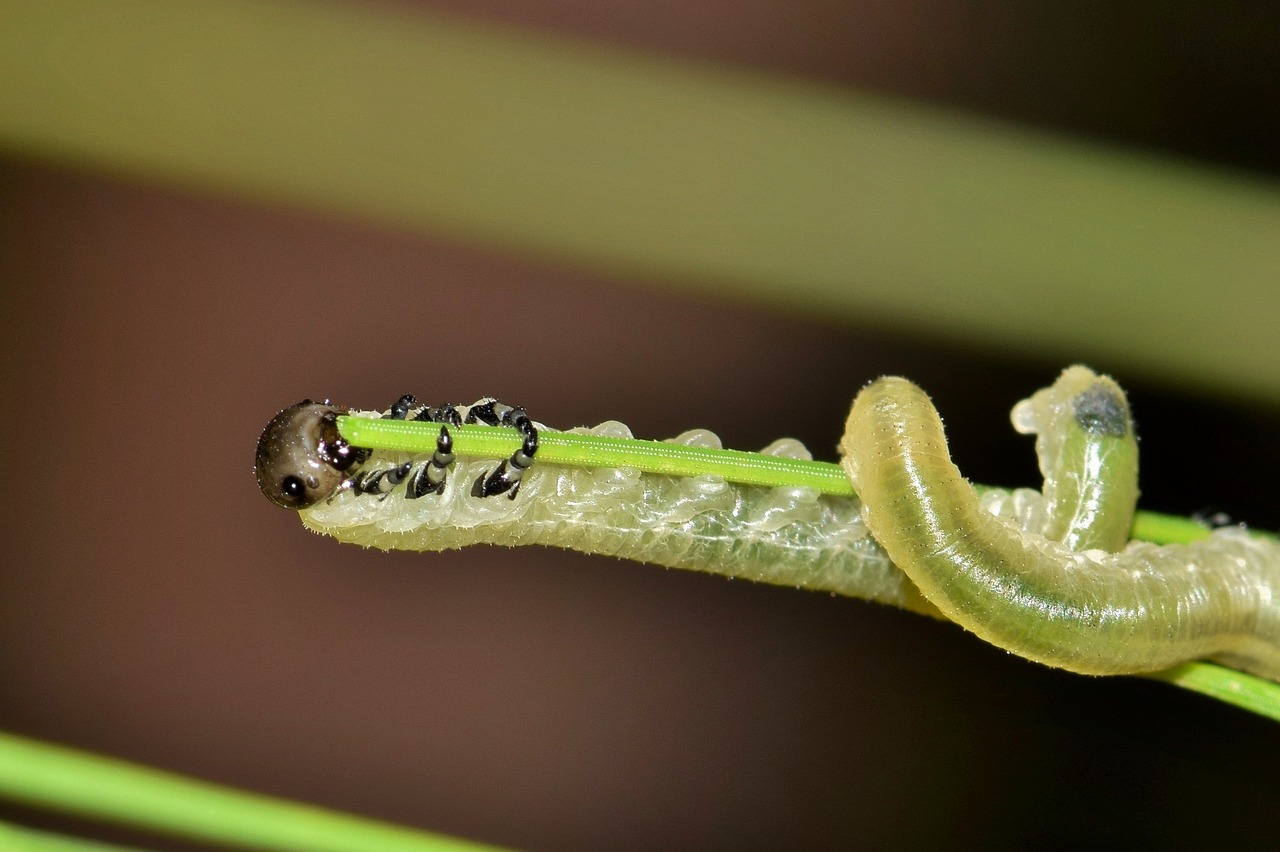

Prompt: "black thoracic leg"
[338,394,415,499]
[344,395,462,500]
[415,404,462,426]
[343,396,537,501]
[326,398,412,502]
[352,461,413,500]
[386,394,417,419]
[466,400,539,499]
[404,399,463,496]
[407,425,456,498]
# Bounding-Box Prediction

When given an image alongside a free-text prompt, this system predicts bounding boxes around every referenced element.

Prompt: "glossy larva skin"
[842,375,1280,680]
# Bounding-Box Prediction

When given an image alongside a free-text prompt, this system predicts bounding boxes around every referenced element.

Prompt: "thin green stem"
[1143,663,1280,722]
[337,415,1269,547]
[338,416,852,494]
[0,732,507,852]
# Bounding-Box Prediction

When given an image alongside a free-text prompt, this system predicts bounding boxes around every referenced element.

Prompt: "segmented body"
[256,369,1280,682]
[282,379,1112,619]
[300,420,939,614]
[841,372,1280,680]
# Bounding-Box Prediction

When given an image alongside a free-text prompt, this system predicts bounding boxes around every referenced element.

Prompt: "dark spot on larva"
[1072,383,1129,437]
[254,400,363,509]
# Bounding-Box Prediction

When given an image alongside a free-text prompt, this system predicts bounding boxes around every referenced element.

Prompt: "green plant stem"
[1143,663,1280,722]
[0,732,507,852]
[337,415,1254,546]
[338,417,853,494]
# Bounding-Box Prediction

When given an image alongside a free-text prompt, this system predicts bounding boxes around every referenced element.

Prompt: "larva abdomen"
[300,419,941,616]
[842,377,1280,679]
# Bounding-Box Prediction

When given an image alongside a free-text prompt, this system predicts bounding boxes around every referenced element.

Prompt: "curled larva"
[258,370,1280,685]
[841,373,1280,680]
[262,376,1127,618]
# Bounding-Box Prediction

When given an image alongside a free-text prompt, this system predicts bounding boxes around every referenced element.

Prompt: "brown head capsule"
[254,401,364,509]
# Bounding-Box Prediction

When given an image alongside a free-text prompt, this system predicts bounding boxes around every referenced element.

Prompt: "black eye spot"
[256,400,352,509]
[282,475,306,499]
[1073,383,1129,437]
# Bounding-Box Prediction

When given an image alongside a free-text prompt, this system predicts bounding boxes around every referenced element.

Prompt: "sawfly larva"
[255,396,539,509]
[841,371,1280,681]
[254,368,1280,684]
[253,371,1138,618]
[257,396,936,614]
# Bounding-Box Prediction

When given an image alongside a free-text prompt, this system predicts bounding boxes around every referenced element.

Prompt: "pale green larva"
[296,416,940,616]
[841,372,1280,681]
[254,368,1280,689]
[256,369,1147,616]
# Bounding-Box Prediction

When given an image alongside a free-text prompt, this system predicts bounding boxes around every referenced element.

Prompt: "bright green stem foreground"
[0,732,506,852]
[344,415,1221,547]
[339,417,855,495]
[0,817,145,851]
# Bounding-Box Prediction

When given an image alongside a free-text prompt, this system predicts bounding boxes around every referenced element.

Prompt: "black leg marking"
[343,396,538,503]
[346,395,465,502]
[353,461,413,500]
[468,401,539,500]
[407,425,456,498]
[385,461,412,487]
[435,405,464,426]
[411,402,463,426]
[463,399,501,426]
[386,394,417,420]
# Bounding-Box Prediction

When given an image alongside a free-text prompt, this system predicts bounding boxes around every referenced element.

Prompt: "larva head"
[255,401,362,509]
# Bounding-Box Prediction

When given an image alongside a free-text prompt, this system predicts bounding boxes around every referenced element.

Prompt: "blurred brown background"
[2,1,1279,849]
